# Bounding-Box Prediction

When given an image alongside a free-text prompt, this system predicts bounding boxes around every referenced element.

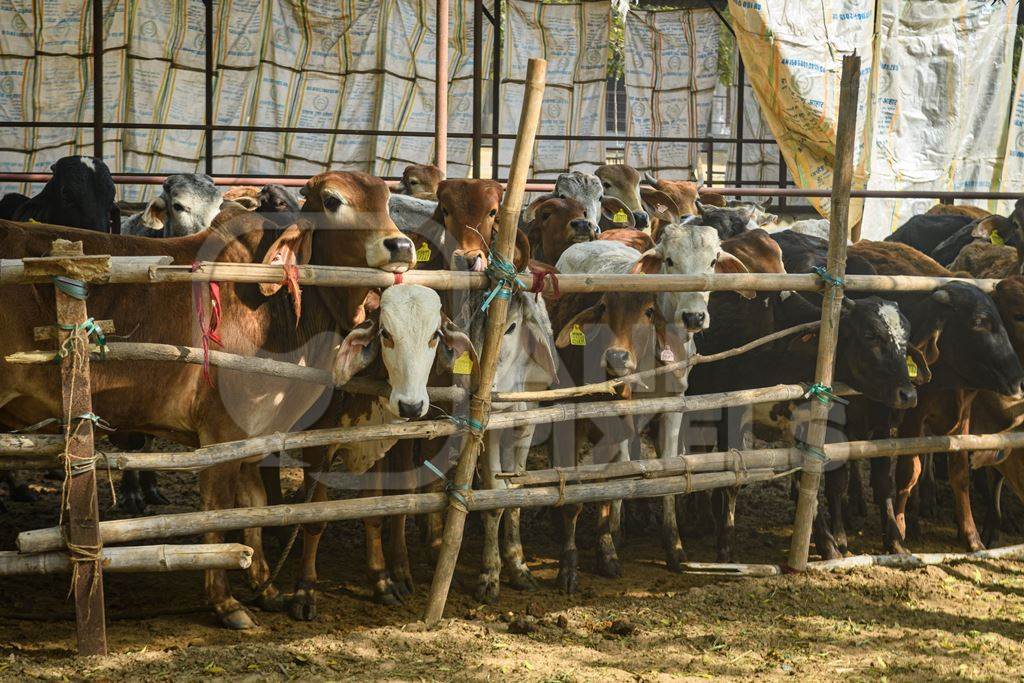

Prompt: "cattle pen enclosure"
[4,55,1024,673]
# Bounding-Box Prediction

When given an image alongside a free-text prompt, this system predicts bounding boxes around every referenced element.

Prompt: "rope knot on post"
[796,440,830,465]
[480,252,521,312]
[423,460,471,513]
[812,265,844,289]
[56,317,108,361]
[804,383,849,406]
[52,275,89,300]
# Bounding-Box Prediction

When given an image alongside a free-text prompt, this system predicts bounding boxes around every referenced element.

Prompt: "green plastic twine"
[804,382,849,406]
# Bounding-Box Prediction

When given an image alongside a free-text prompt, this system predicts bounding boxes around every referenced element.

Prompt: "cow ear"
[143,197,167,232]
[970,215,1010,240]
[695,201,707,215]
[523,194,552,223]
[333,319,379,385]
[555,303,604,348]
[260,221,314,296]
[438,315,478,367]
[715,252,755,299]
[512,228,532,271]
[600,196,635,228]
[640,188,680,224]
[906,343,933,385]
[631,248,663,275]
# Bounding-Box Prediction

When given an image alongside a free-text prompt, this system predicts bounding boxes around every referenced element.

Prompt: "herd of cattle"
[1,156,1024,629]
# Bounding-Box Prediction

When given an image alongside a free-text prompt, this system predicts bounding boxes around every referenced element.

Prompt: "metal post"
[472,0,483,178]
[91,0,103,160]
[734,58,745,189]
[787,55,861,571]
[705,136,714,186]
[491,0,501,180]
[777,147,787,208]
[435,0,450,173]
[52,241,108,655]
[204,0,214,177]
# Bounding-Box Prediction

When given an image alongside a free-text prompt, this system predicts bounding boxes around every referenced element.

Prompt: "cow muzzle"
[383,236,416,265]
[891,384,918,410]
[603,348,635,377]
[632,211,649,231]
[680,311,707,333]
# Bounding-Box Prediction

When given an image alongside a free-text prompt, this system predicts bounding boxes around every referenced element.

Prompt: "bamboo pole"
[2,258,1003,295]
[423,58,548,627]
[0,543,253,576]
[0,433,64,456]
[787,55,861,572]
[435,0,449,173]
[0,384,820,472]
[19,469,776,554]
[1,256,170,284]
[48,241,107,655]
[806,543,1024,572]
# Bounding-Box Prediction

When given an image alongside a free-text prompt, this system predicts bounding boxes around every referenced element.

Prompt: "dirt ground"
[2,444,1024,682]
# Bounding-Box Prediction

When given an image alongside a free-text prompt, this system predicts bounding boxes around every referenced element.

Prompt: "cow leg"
[200,463,256,629]
[845,459,867,528]
[476,429,505,604]
[364,461,403,605]
[657,411,685,571]
[236,461,284,613]
[386,443,414,597]
[503,425,537,591]
[118,470,146,514]
[290,446,330,621]
[823,464,849,555]
[557,504,582,594]
[917,453,939,520]
[712,486,739,562]
[948,452,984,552]
[595,437,628,579]
[893,454,923,549]
[980,467,1005,548]
[870,456,908,554]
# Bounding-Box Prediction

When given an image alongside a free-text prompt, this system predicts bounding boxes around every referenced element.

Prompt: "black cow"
[4,156,118,232]
[0,192,29,220]
[257,184,301,226]
[884,214,972,259]
[694,203,756,240]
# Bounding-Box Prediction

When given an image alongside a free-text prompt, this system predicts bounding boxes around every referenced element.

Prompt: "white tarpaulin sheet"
[0,0,491,199]
[500,0,609,179]
[861,2,1019,234]
[623,7,720,179]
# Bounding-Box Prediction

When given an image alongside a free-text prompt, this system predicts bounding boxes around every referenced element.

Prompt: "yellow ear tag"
[569,324,586,346]
[453,351,473,375]
[612,209,628,224]
[416,242,432,262]
[990,231,1006,246]
[906,355,919,379]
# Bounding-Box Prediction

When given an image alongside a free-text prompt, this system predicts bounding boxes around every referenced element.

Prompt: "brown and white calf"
[289,284,475,618]
[0,171,415,629]
[394,163,446,199]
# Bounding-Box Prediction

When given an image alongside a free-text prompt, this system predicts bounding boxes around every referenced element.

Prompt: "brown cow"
[522,196,597,265]
[395,163,445,199]
[595,164,643,215]
[412,179,505,273]
[0,171,415,629]
[925,203,992,221]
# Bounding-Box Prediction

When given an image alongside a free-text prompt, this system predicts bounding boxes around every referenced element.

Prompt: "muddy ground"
[2,442,1024,682]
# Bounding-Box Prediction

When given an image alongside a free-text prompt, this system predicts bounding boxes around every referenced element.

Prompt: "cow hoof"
[714,548,733,564]
[142,485,171,506]
[963,533,985,554]
[663,546,685,573]
[390,568,414,597]
[595,553,622,579]
[474,575,500,604]
[288,587,317,621]
[373,578,406,606]
[219,606,258,630]
[10,483,38,503]
[254,590,286,613]
[508,567,538,591]
[117,490,147,515]
[557,549,579,594]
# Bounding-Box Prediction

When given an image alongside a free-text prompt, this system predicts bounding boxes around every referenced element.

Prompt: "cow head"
[596,164,648,230]
[430,179,504,271]
[161,174,223,236]
[301,171,415,272]
[634,223,753,334]
[396,164,445,199]
[993,276,1024,361]
[642,172,701,217]
[834,297,919,409]
[333,284,475,418]
[257,184,300,226]
[695,202,758,239]
[18,156,117,232]
[523,196,598,265]
[909,282,1024,398]
[555,291,661,381]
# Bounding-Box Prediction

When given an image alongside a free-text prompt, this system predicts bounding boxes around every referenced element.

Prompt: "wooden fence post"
[423,58,547,626]
[786,54,861,571]
[51,240,108,655]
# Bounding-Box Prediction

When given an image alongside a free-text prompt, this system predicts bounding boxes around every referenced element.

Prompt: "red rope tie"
[191,262,223,387]
[393,271,404,285]
[530,270,560,299]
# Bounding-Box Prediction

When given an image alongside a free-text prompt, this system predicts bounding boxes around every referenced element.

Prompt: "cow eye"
[505,322,517,335]
[489,209,497,218]
[665,257,674,267]
[710,258,718,268]
[172,202,185,212]
[439,208,448,218]
[645,307,655,318]
[602,182,610,190]
[380,328,392,341]
[323,195,343,211]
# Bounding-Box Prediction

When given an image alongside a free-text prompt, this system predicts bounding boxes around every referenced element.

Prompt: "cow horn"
[643,171,659,187]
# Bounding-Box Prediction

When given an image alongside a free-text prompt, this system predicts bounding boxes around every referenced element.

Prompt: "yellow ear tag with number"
[990,231,1006,246]
[453,351,473,375]
[569,324,587,346]
[612,209,628,224]
[906,355,919,379]
[416,242,432,262]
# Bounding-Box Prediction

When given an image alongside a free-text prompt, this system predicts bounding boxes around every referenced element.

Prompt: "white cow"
[122,174,224,237]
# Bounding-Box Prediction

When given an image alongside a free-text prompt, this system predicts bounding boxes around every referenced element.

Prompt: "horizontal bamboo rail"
[1,384,816,472]
[0,543,252,576]
[0,259,1002,295]
[18,470,779,553]
[0,433,64,455]
[806,543,1024,572]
